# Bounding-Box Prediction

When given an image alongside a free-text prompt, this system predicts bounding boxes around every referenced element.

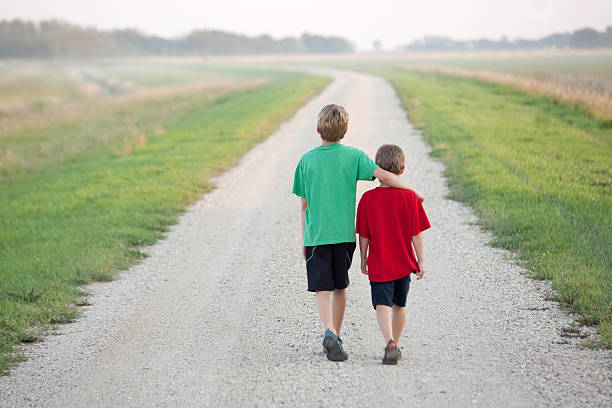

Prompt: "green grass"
[378,69,611,347]
[0,68,329,374]
[0,79,258,175]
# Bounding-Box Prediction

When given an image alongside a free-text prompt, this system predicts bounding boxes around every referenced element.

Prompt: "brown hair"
[317,104,348,142]
[375,144,405,175]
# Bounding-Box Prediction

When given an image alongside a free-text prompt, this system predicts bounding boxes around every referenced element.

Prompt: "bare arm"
[359,235,369,276]
[373,167,425,201]
[300,197,307,259]
[412,232,425,280]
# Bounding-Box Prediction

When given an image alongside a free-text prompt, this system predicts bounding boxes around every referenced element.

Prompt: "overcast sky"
[2,0,611,51]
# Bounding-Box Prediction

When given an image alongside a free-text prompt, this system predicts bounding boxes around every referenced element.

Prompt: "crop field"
[0,59,329,373]
[365,57,611,347]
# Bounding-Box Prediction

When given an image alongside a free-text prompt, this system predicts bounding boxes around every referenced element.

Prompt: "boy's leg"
[315,290,336,334]
[331,288,346,335]
[329,242,354,336]
[377,304,401,365]
[309,243,353,361]
[375,305,394,344]
[317,290,348,361]
[371,281,395,344]
[372,281,400,364]
[308,245,337,333]
[391,275,410,346]
[391,305,406,344]
[314,289,347,336]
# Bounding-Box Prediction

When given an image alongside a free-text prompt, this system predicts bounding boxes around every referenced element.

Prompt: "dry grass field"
[400,65,612,119]
[395,51,612,119]
[0,60,267,176]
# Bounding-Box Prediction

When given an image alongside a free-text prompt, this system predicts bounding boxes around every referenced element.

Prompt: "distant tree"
[402,26,612,52]
[570,28,602,48]
[301,33,354,54]
[0,19,355,58]
[278,37,306,53]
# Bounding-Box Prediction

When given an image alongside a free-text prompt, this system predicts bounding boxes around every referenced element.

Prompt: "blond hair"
[317,104,348,142]
[375,144,405,175]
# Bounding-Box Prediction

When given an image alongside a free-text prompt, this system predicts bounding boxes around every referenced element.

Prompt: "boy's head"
[375,144,405,175]
[317,104,348,142]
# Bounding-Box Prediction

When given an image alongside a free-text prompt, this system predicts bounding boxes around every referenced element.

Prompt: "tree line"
[0,20,354,58]
[403,26,612,52]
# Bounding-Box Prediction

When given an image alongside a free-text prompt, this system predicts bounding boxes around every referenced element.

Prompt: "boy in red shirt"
[356,144,430,365]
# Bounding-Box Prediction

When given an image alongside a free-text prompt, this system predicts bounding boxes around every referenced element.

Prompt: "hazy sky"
[2,0,611,51]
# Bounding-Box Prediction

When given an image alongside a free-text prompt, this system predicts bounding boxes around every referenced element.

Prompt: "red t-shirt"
[356,187,430,282]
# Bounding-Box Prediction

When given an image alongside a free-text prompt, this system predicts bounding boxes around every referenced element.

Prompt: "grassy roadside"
[377,69,611,347]
[0,70,330,374]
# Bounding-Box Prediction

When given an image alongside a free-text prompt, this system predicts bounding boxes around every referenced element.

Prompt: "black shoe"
[322,329,348,362]
[382,340,400,365]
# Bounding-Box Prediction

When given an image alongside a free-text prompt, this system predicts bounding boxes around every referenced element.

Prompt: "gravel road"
[1,70,610,407]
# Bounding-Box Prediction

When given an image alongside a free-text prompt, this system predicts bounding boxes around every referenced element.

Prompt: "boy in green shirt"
[292,104,424,362]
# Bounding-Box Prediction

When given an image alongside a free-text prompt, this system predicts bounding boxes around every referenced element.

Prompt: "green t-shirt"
[292,143,378,246]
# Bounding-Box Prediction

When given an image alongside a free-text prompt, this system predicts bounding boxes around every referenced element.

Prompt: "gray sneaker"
[322,329,348,362]
[382,340,400,365]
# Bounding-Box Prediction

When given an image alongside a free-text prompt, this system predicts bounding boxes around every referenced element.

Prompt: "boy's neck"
[320,140,339,146]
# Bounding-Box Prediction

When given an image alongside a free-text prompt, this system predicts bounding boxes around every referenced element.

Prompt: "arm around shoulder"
[372,167,425,201]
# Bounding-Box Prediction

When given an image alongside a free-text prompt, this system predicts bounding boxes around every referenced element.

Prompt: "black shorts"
[370,275,411,309]
[305,242,356,292]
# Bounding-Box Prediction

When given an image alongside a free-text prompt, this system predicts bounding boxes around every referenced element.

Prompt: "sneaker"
[337,337,348,359]
[322,329,348,362]
[382,340,400,365]
[322,328,335,352]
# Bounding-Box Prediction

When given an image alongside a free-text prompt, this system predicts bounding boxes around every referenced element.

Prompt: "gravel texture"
[1,69,610,407]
